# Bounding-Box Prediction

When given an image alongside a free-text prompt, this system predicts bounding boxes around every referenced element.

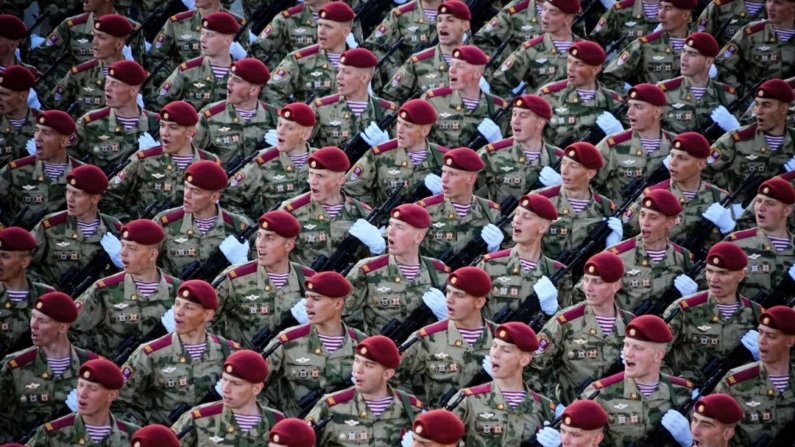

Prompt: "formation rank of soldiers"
[0,0,794,444]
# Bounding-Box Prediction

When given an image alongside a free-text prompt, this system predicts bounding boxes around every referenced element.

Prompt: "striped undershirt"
[235,108,256,121]
[116,116,140,130]
[524,150,541,161]
[233,413,262,432]
[746,1,763,14]
[640,138,661,154]
[173,155,193,170]
[458,327,484,345]
[552,40,574,54]
[775,29,795,42]
[85,425,112,443]
[42,162,68,180]
[102,67,109,78]
[502,390,528,408]
[442,54,453,65]
[195,216,217,234]
[636,381,659,397]
[536,4,543,14]
[311,11,319,21]
[451,201,471,218]
[682,190,697,200]
[267,272,290,289]
[462,98,479,111]
[327,52,341,68]
[716,302,740,319]
[318,334,344,353]
[364,395,393,417]
[47,357,70,376]
[770,375,789,392]
[77,219,99,238]
[670,38,686,53]
[764,134,786,151]
[423,9,438,21]
[642,2,660,19]
[397,263,421,281]
[595,316,616,335]
[6,290,28,303]
[646,249,666,263]
[183,342,207,360]
[134,280,159,297]
[691,86,706,100]
[768,236,790,252]
[568,198,590,214]
[289,152,309,168]
[576,89,596,103]
[9,118,26,130]
[407,149,427,166]
[346,100,368,117]
[321,203,344,219]
[520,258,537,272]
[210,65,230,80]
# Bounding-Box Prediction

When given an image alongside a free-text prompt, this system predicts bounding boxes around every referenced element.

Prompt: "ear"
[204,309,216,323]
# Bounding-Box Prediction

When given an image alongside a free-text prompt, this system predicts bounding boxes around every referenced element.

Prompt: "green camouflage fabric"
[0,108,40,168]
[601,31,683,93]
[380,45,451,103]
[588,0,659,50]
[262,44,350,107]
[343,254,450,335]
[0,277,55,350]
[153,57,232,114]
[310,94,397,150]
[724,227,795,299]
[262,322,366,417]
[473,0,545,80]
[415,193,501,260]
[46,59,110,118]
[692,0,767,47]
[420,87,509,149]
[25,412,139,447]
[657,77,738,137]
[69,270,180,358]
[735,172,795,231]
[71,107,161,171]
[114,332,240,426]
[241,0,361,32]
[194,100,280,167]
[170,401,285,447]
[663,291,762,383]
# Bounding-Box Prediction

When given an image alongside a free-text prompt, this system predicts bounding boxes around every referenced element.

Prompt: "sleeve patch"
[114,169,126,184]
[159,82,172,96]
[616,51,630,66]
[121,365,134,382]
[594,18,607,32]
[535,335,551,354]
[53,86,65,102]
[230,172,245,186]
[707,147,722,164]
[155,33,166,49]
[487,17,499,29]
[622,207,634,224]
[501,58,513,72]
[46,33,60,46]
[273,68,288,81]
[75,300,84,311]
[375,24,388,37]
[390,73,403,88]
[723,44,737,58]
[349,164,364,181]
[260,25,273,38]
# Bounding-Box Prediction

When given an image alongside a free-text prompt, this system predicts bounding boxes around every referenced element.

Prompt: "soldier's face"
[657,3,691,31]
[160,121,195,154]
[34,125,69,162]
[92,31,121,60]
[308,168,345,204]
[0,85,27,115]
[753,98,789,133]
[317,20,349,50]
[489,339,531,379]
[275,118,311,151]
[667,149,704,183]
[200,29,232,57]
[396,118,431,149]
[560,158,595,192]
[638,208,674,244]
[445,286,485,322]
[120,240,158,275]
[626,100,661,133]
[303,291,343,324]
[76,378,117,418]
[387,218,425,256]
[82,0,106,12]
[220,372,261,410]
[679,45,710,77]
[765,0,795,25]
[541,3,571,33]
[183,182,219,215]
[622,338,664,380]
[704,264,745,300]
[255,229,294,268]
[66,185,100,218]
[0,250,31,282]
[566,56,600,88]
[448,59,482,91]
[510,108,546,143]
[753,195,792,232]
[582,274,620,309]
[757,324,795,364]
[560,425,605,447]
[690,413,734,447]
[352,354,394,393]
[173,297,213,334]
[104,76,137,109]
[0,36,20,60]
[226,74,258,105]
[441,166,477,202]
[436,14,469,46]
[411,433,451,447]
[30,309,67,346]
[512,208,548,244]
[336,65,370,97]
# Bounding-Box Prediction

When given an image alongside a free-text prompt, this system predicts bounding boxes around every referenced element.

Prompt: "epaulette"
[744,21,767,35]
[8,155,36,170]
[610,90,624,103]
[725,363,760,386]
[43,413,77,432]
[394,1,417,15]
[82,107,111,124]
[482,248,512,261]
[606,130,633,147]
[359,254,390,274]
[143,110,160,120]
[491,95,509,108]
[282,4,304,17]
[6,346,37,369]
[639,30,663,44]
[678,291,709,310]
[82,349,100,361]
[539,80,568,95]
[714,0,735,6]
[278,323,312,343]
[41,211,69,230]
[670,242,691,260]
[348,195,372,211]
[436,145,451,153]
[729,228,758,241]
[324,387,355,407]
[609,238,636,255]
[704,181,729,195]
[137,146,164,159]
[66,13,90,27]
[260,101,279,116]
[300,266,316,277]
[209,334,241,350]
[781,171,795,182]
[115,419,133,432]
[732,124,758,142]
[657,77,683,92]
[171,10,195,22]
[159,208,185,226]
[556,303,586,325]
[592,372,625,389]
[485,138,514,153]
[646,179,671,192]
[425,86,453,98]
[485,199,500,210]
[411,47,436,64]
[284,193,311,213]
[462,383,491,396]
[667,375,694,389]
[191,402,224,419]
[198,150,219,163]
[255,148,280,166]
[71,59,98,74]
[536,185,562,199]
[522,35,545,49]
[295,44,320,59]
[614,0,636,9]
[202,101,228,118]
[314,94,341,107]
[226,261,258,279]
[593,193,617,211]
[395,390,423,409]
[417,193,445,208]
[720,83,736,95]
[96,272,125,289]
[430,259,450,273]
[143,334,173,355]
[110,219,122,232]
[179,57,205,72]
[417,319,448,338]
[739,296,757,309]
[220,210,243,229]
[377,98,397,111]
[509,0,530,14]
[371,139,399,155]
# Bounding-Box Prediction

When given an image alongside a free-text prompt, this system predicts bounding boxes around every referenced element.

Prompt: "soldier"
[580,315,695,447]
[0,66,39,168]
[25,358,139,446]
[130,424,179,447]
[171,350,285,445]
[213,211,315,349]
[268,417,316,447]
[689,393,744,447]
[262,271,366,417]
[472,0,545,77]
[404,409,465,447]
[0,15,39,77]
[344,203,451,334]
[588,0,661,50]
[693,0,767,47]
[114,280,240,426]
[307,335,423,447]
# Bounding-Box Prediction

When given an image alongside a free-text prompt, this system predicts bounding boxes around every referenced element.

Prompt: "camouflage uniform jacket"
[0,277,55,350]
[735,171,795,231]
[171,401,285,447]
[380,44,452,103]
[0,107,40,168]
[47,58,110,118]
[416,193,501,260]
[153,57,232,113]
[420,87,509,149]
[473,0,545,80]
[602,31,683,92]
[725,227,795,300]
[657,76,738,137]
[72,107,161,171]
[263,43,352,107]
[25,412,139,447]
[588,0,660,50]
[693,0,767,48]
[310,93,397,150]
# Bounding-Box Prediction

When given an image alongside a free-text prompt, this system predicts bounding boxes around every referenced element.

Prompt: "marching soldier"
[130,424,180,447]
[404,409,465,447]
[693,0,767,47]
[472,0,545,76]
[588,0,661,50]
[557,400,610,446]
[0,66,39,168]
[268,418,316,447]
[0,15,39,77]
[689,393,744,447]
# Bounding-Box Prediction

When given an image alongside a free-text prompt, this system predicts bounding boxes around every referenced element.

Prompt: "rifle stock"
[112,322,169,367]
[179,224,257,281]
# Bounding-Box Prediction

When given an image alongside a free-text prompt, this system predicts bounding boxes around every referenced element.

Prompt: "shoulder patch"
[430,259,450,273]
[191,402,224,419]
[486,200,500,210]
[540,80,568,95]
[425,86,453,98]
[592,371,625,389]
[482,248,512,261]
[255,148,280,166]
[202,101,228,118]
[729,228,758,241]
[44,413,77,432]
[138,146,164,159]
[82,107,111,123]
[294,44,320,59]
[485,138,515,153]
[6,346,38,369]
[67,13,90,27]
[745,21,767,35]
[159,208,186,226]
[325,387,355,407]
[377,98,397,111]
[417,193,445,208]
[607,130,633,147]
[640,30,663,44]
[284,193,312,213]
[556,303,586,325]
[463,383,492,396]
[536,185,562,199]
[395,391,423,409]
[732,124,758,142]
[227,261,258,279]
[279,323,313,343]
[491,95,508,108]
[8,155,36,170]
[179,57,205,72]
[300,266,316,277]
[609,238,637,254]
[359,254,390,274]
[667,375,694,389]
[411,47,437,63]
[418,319,449,338]
[678,291,709,310]
[509,0,531,13]
[72,59,98,74]
[143,334,173,355]
[658,77,683,92]
[647,179,672,191]
[41,211,69,230]
[371,139,399,155]
[96,272,126,289]
[314,93,342,107]
[725,363,761,386]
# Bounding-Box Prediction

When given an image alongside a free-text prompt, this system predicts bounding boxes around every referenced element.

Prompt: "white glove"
[249,30,257,43]
[30,33,45,49]
[732,203,744,218]
[741,330,760,361]
[534,275,559,315]
[145,41,152,53]
[345,33,358,49]
[349,218,386,254]
[101,233,124,268]
[482,355,493,378]
[214,379,222,396]
[181,0,195,8]
[264,129,278,146]
[25,138,36,156]
[691,388,700,400]
[479,76,491,94]
[555,404,566,418]
[596,111,623,135]
[136,93,144,109]
[663,154,671,169]
[291,298,309,324]
[219,235,249,264]
[351,370,355,384]
[422,288,447,320]
[229,41,247,60]
[605,217,623,247]
[623,82,633,93]
[379,225,387,237]
[161,307,175,333]
[673,274,698,296]
[710,105,740,132]
[539,166,562,187]
[600,0,616,8]
[122,45,133,61]
[536,422,562,447]
[784,156,795,173]
[424,173,443,195]
[368,81,374,96]
[661,410,693,447]
[621,349,625,365]
[27,89,41,109]
[481,223,504,252]
[401,431,413,447]
[66,388,78,412]
[138,132,160,150]
[653,23,663,32]
[362,122,390,147]
[702,203,736,234]
[477,118,503,144]
[709,64,717,79]
[789,264,795,281]
[512,81,527,95]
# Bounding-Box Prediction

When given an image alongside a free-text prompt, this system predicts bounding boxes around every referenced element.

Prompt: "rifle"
[142,0,186,43]
[167,383,221,424]
[0,204,30,229]
[576,101,630,149]
[313,415,334,434]
[102,158,132,180]
[465,0,499,31]
[520,391,602,447]
[142,58,171,90]
[701,79,765,141]
[241,0,292,38]
[341,92,420,165]
[34,52,70,88]
[128,5,164,44]
[572,0,600,29]
[353,0,392,37]
[25,10,52,38]
[297,382,351,419]
[112,321,169,367]
[0,329,32,359]
[631,259,707,318]
[465,80,527,150]
[604,35,629,59]
[59,225,121,298]
[139,198,175,220]
[179,224,258,281]
[251,312,299,355]
[377,37,405,70]
[486,39,512,73]
[225,146,263,178]
[21,208,47,232]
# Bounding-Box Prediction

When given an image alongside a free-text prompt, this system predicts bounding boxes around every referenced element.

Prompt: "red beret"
[67,165,109,195]
[269,418,316,447]
[547,0,581,13]
[584,252,624,282]
[444,147,485,171]
[0,227,36,251]
[177,279,219,310]
[413,410,465,444]
[671,132,710,158]
[628,83,666,106]
[0,15,27,40]
[568,40,605,65]
[562,400,609,430]
[519,194,558,221]
[161,101,199,126]
[202,12,240,34]
[660,0,698,9]
[224,350,269,383]
[258,210,301,238]
[185,160,228,191]
[94,14,134,38]
[340,48,379,68]
[308,147,350,172]
[305,271,352,298]
[78,359,124,390]
[707,241,747,271]
[399,99,437,125]
[279,102,316,127]
[495,322,539,352]
[34,292,78,324]
[108,60,147,86]
[626,315,673,343]
[694,393,744,424]
[231,58,270,85]
[318,2,356,22]
[685,32,720,58]
[514,94,552,119]
[759,305,795,335]
[640,189,682,217]
[0,444,27,447]
[131,425,180,447]
[438,0,472,20]
[0,66,35,91]
[758,177,795,205]
[756,78,795,103]
[451,45,488,66]
[37,110,76,135]
[121,219,166,245]
[390,203,431,229]
[356,335,401,369]
[563,142,603,169]
[447,266,492,297]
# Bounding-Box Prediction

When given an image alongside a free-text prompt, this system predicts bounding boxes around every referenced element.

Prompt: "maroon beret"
[309,147,351,172]
[231,58,270,85]
[224,350,269,383]
[568,40,605,66]
[413,410,465,444]
[279,102,316,127]
[390,203,432,229]
[495,322,539,352]
[694,393,744,425]
[547,0,582,13]
[584,252,624,282]
[563,142,603,169]
[202,12,240,34]
[121,219,166,245]
[399,99,438,125]
[0,66,35,91]
[640,189,682,217]
[447,266,492,297]
[628,83,666,106]
[0,15,27,40]
[519,194,558,221]
[356,335,401,369]
[707,242,747,271]
[660,0,698,9]
[626,315,673,343]
[685,32,720,58]
[0,444,27,447]
[94,14,134,38]
[451,45,488,66]
[177,279,219,310]
[758,177,795,205]
[756,78,795,103]
[269,418,316,447]
[759,306,795,335]
[444,147,485,171]
[78,359,124,390]
[562,400,609,430]
[671,132,711,158]
[0,227,37,251]
[34,292,78,324]
[305,271,352,299]
[37,110,76,135]
[340,48,379,68]
[258,210,301,238]
[161,101,199,126]
[438,0,472,20]
[318,2,356,22]
[67,165,109,195]
[131,425,180,447]
[107,60,147,86]
[185,160,228,191]
[514,94,552,119]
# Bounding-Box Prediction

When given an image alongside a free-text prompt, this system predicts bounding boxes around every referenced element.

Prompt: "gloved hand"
[368,81,374,96]
[596,111,623,135]
[424,173,443,195]
[264,129,278,146]
[710,105,740,132]
[138,132,160,150]
[512,81,527,95]
[66,388,78,412]
[291,298,309,324]
[605,217,623,247]
[653,23,663,32]
[482,355,493,378]
[621,349,625,365]
[674,274,698,296]
[101,233,124,268]
[479,76,491,94]
[741,330,760,361]
[219,235,249,264]
[379,225,387,237]
[214,379,222,396]
[555,404,566,418]
[345,33,358,49]
[691,388,700,400]
[785,156,795,173]
[361,122,390,147]
[122,45,134,61]
[351,371,355,384]
[181,0,195,8]
[229,41,247,60]
[145,41,152,53]
[30,34,45,49]
[623,82,633,92]
[702,203,736,234]
[28,89,41,109]
[709,64,717,79]
[349,218,386,254]
[661,410,693,447]
[536,422,562,447]
[401,431,413,447]
[539,166,562,187]
[161,307,175,333]
[534,276,559,315]
[136,93,145,109]
[789,264,795,281]
[600,0,617,8]
[481,223,504,252]
[663,154,671,169]
[249,30,257,43]
[26,138,36,156]
[477,118,503,143]
[422,288,448,320]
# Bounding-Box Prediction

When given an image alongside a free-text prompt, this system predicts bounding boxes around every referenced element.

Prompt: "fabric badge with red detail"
[121,366,134,382]
[707,148,722,164]
[391,73,403,88]
[536,335,551,354]
[349,164,364,181]
[114,170,126,184]
[155,33,166,49]
[723,44,737,58]
[616,52,630,66]
[375,24,388,37]
[273,68,288,81]
[230,172,245,187]
[501,58,513,71]
[46,33,60,46]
